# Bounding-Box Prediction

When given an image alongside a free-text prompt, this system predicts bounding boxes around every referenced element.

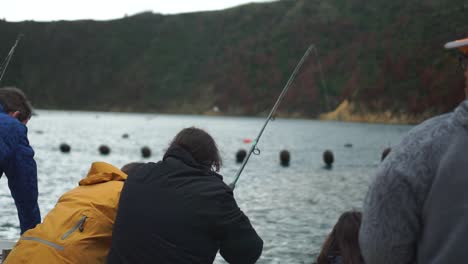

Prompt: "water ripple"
[0,111,411,263]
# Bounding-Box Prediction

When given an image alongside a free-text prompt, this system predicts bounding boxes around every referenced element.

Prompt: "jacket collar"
[453,99,468,129]
[163,145,222,179]
[164,145,207,169]
[79,162,127,186]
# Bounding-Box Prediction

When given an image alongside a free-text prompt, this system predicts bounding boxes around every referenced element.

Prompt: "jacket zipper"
[19,215,87,250]
[61,215,87,240]
[21,237,64,251]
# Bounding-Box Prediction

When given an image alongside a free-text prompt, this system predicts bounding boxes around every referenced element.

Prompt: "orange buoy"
[243,138,252,144]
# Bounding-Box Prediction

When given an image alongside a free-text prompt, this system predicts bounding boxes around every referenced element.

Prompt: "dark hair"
[120,162,145,174]
[0,87,33,122]
[168,127,222,171]
[317,211,364,264]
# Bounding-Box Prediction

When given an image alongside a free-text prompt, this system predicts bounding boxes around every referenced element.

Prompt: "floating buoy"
[323,150,334,168]
[236,149,247,163]
[344,143,353,148]
[279,150,290,167]
[59,143,71,153]
[243,138,253,144]
[99,145,111,155]
[141,146,152,158]
[122,133,129,139]
[381,147,391,162]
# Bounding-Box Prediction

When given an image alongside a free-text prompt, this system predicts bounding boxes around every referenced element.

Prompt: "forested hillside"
[0,0,467,122]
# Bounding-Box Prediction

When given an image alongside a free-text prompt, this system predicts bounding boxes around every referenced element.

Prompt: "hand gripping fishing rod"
[229,44,315,190]
[0,34,24,86]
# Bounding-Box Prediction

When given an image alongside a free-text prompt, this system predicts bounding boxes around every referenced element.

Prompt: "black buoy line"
[59,143,71,153]
[141,146,152,158]
[323,150,334,168]
[0,34,23,86]
[279,150,290,167]
[236,149,247,163]
[230,44,325,190]
[99,145,111,155]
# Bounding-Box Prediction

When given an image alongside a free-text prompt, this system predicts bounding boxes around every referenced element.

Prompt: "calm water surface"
[0,110,412,263]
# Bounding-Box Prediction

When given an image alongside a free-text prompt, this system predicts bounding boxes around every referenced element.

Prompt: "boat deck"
[0,241,15,264]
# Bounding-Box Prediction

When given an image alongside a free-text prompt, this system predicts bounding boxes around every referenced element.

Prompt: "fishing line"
[312,46,329,111]
[0,34,24,86]
[229,44,318,190]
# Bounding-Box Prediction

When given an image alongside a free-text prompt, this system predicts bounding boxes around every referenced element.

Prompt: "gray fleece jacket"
[360,100,468,264]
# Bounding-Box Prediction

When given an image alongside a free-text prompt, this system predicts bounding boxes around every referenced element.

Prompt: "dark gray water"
[0,110,412,263]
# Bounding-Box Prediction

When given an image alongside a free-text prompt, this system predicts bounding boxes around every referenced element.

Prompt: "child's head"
[317,211,363,264]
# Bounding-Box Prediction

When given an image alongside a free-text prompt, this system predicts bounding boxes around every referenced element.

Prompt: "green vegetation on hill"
[0,0,467,121]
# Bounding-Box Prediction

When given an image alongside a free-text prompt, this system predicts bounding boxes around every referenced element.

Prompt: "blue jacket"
[0,103,40,234]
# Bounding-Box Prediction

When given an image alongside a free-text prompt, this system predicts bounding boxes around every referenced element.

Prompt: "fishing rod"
[229,44,315,190]
[0,34,24,86]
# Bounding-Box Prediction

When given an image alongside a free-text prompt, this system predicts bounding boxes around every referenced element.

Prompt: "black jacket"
[107,145,263,264]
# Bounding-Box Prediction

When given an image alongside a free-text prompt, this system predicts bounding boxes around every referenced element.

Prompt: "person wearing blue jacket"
[0,87,40,234]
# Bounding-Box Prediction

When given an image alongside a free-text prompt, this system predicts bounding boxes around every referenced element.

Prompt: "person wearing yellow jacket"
[4,161,142,264]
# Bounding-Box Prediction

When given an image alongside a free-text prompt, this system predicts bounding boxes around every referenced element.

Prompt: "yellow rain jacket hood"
[5,162,127,264]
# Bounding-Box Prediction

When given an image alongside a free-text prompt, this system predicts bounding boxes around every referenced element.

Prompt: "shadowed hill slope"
[0,0,467,122]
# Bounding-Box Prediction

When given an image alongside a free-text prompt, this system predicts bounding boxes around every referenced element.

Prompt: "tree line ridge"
[0,0,467,123]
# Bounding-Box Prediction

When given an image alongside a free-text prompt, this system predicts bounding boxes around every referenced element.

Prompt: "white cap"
[444,38,468,54]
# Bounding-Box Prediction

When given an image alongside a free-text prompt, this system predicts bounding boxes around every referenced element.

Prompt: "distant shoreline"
[33,106,420,125]
[318,100,432,125]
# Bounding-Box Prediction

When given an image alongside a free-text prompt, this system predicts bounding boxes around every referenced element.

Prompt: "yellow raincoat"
[4,162,127,264]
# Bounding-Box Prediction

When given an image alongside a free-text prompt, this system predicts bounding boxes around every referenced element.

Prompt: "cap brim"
[445,38,468,53]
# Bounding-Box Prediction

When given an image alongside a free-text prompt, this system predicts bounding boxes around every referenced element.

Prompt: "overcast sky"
[1,0,276,22]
